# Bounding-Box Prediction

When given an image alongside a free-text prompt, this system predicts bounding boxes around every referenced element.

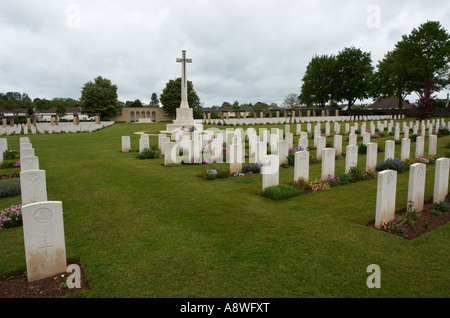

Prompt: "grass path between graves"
[0,120,449,298]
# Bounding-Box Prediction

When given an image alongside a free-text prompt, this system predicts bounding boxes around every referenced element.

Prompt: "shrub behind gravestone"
[376,159,410,173]
[243,163,261,174]
[261,185,301,201]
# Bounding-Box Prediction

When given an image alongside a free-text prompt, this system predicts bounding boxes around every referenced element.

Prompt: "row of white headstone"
[0,122,114,136]
[375,158,449,229]
[209,114,398,126]
[18,137,67,282]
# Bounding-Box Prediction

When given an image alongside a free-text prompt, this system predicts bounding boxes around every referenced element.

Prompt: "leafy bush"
[0,160,20,169]
[376,159,410,173]
[358,144,367,154]
[348,166,377,182]
[397,205,421,228]
[323,175,341,187]
[287,152,295,166]
[3,150,19,160]
[243,163,261,174]
[439,126,450,135]
[410,134,419,141]
[137,146,161,159]
[261,185,301,201]
[0,204,22,230]
[290,178,312,192]
[431,199,448,215]
[337,173,352,185]
[0,179,21,198]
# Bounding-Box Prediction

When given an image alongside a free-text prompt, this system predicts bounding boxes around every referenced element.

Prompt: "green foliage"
[260,185,301,201]
[333,47,373,112]
[290,178,312,192]
[376,159,410,173]
[410,134,419,141]
[397,203,421,228]
[137,146,161,159]
[299,55,336,107]
[358,144,367,154]
[3,150,19,161]
[371,21,450,113]
[431,200,449,215]
[0,160,19,169]
[439,127,450,136]
[348,166,377,182]
[80,76,120,120]
[242,163,261,174]
[160,77,202,118]
[149,93,159,106]
[337,173,353,185]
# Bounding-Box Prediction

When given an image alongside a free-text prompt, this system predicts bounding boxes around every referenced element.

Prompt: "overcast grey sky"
[0,0,449,107]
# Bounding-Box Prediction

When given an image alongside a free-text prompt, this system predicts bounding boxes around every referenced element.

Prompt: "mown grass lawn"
[0,119,449,298]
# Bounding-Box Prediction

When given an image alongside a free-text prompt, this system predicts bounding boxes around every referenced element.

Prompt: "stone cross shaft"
[176,50,192,108]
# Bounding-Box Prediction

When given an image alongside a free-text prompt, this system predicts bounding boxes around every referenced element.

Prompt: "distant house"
[366,97,414,110]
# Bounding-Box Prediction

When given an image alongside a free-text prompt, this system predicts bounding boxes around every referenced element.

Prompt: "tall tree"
[333,47,373,114]
[281,93,301,108]
[150,93,159,107]
[371,21,450,114]
[160,77,201,118]
[299,54,336,108]
[80,76,120,119]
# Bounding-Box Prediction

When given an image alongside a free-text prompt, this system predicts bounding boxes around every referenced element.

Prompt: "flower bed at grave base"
[365,197,450,240]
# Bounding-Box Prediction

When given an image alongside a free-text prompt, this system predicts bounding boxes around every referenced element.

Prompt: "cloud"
[0,0,449,106]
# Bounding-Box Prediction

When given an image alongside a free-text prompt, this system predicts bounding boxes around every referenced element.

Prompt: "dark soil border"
[365,197,450,240]
[0,259,90,298]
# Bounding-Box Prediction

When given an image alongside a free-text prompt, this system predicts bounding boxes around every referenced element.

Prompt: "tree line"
[298,21,450,117]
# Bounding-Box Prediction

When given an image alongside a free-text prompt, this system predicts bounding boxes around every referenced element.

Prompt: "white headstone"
[20,170,48,206]
[229,143,243,174]
[433,158,449,204]
[316,136,326,161]
[321,148,336,179]
[298,138,308,151]
[164,142,176,165]
[285,132,293,149]
[428,135,437,156]
[345,145,358,174]
[366,143,378,172]
[385,140,395,160]
[20,148,35,158]
[262,155,279,190]
[334,135,342,156]
[348,133,357,146]
[22,201,67,282]
[401,138,411,161]
[278,140,289,165]
[139,137,149,154]
[294,151,309,182]
[407,163,426,212]
[21,156,39,172]
[375,170,397,229]
[122,136,131,153]
[415,136,424,158]
[363,132,371,145]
